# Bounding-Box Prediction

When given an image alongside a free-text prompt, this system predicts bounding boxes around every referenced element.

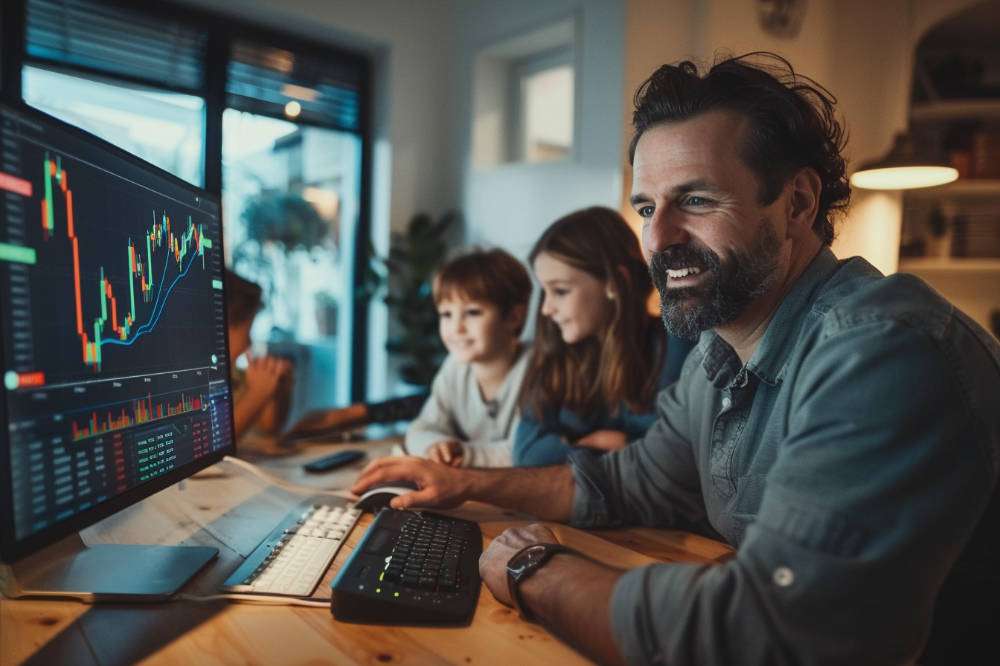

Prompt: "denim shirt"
[512,333,696,467]
[569,247,1000,665]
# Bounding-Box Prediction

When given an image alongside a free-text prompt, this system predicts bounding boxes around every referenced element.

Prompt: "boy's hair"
[225,269,263,326]
[432,248,532,335]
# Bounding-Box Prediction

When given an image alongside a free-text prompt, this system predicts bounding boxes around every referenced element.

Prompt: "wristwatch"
[506,542,576,622]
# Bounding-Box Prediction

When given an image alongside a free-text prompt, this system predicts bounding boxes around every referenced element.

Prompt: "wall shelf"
[906,179,1000,200]
[910,99,1000,122]
[898,257,1000,273]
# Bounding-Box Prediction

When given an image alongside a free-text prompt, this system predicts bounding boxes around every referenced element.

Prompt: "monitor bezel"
[0,100,237,563]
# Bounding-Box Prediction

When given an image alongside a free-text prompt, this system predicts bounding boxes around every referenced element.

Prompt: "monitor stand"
[2,532,218,602]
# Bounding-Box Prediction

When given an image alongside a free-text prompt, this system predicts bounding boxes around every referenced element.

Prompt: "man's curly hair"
[629,52,850,246]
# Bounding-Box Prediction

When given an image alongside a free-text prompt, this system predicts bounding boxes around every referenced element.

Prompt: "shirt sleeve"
[404,358,463,456]
[607,320,997,666]
[569,351,708,532]
[512,410,576,467]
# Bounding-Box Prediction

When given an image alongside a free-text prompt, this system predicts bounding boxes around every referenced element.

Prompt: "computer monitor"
[0,102,235,599]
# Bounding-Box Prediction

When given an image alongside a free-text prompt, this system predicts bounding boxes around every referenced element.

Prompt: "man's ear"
[786,167,822,239]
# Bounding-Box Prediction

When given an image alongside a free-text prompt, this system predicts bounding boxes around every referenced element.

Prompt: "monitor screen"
[0,103,234,561]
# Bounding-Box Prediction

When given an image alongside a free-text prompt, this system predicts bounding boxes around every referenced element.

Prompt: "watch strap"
[506,543,575,622]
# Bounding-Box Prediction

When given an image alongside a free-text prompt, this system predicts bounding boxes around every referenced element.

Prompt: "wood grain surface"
[1,437,733,665]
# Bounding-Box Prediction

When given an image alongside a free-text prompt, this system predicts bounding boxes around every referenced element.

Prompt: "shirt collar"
[700,246,841,388]
[745,246,840,385]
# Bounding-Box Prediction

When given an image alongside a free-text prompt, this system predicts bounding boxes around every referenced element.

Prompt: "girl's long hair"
[522,207,662,418]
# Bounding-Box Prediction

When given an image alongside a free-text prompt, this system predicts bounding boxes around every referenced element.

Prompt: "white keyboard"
[222,497,361,597]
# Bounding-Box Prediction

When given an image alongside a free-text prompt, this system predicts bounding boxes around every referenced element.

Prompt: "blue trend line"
[101,247,201,348]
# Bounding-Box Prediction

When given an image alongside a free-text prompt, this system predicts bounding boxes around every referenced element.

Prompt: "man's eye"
[682,195,712,207]
[637,205,655,219]
[465,309,482,317]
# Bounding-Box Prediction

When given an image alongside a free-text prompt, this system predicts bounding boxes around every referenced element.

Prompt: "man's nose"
[644,208,689,255]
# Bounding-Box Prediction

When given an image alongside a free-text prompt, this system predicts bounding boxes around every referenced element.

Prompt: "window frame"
[507,45,576,164]
[1,0,374,401]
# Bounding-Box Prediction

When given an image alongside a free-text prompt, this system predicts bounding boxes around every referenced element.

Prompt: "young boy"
[405,249,532,467]
[225,270,292,443]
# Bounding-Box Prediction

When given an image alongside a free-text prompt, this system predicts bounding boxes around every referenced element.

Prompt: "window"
[515,52,574,163]
[472,17,576,167]
[23,65,205,185]
[8,0,372,403]
[223,39,366,408]
[222,111,362,409]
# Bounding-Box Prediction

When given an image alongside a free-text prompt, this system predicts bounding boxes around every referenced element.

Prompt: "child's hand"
[575,429,628,452]
[427,440,465,466]
[244,354,292,401]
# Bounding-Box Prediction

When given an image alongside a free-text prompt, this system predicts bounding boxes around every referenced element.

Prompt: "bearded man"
[354,53,1000,666]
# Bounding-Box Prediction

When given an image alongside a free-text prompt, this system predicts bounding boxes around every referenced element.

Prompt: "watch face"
[508,544,548,577]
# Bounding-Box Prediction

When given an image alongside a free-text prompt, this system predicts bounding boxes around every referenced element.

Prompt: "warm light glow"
[284,100,302,118]
[281,83,318,102]
[850,166,958,190]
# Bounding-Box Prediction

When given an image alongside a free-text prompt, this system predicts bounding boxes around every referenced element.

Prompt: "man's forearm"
[520,553,626,665]
[463,465,575,522]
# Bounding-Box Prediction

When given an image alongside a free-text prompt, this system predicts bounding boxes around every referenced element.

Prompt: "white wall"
[454,0,626,260]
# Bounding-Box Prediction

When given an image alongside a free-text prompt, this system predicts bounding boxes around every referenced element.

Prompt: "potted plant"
[372,211,458,388]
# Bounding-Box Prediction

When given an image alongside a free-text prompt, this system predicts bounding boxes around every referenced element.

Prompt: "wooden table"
[1,437,733,665]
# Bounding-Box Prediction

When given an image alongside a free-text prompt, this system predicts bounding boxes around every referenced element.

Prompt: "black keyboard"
[330,508,482,625]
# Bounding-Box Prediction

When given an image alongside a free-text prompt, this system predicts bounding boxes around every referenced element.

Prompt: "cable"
[218,455,357,500]
[172,592,330,607]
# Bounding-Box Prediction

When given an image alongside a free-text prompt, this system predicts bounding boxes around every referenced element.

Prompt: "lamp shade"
[850,132,958,190]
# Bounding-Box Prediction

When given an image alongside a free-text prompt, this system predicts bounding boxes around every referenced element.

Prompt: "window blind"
[25,0,207,91]
[227,40,363,133]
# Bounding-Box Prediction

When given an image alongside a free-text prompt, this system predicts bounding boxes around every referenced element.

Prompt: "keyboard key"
[331,508,483,625]
[221,496,360,598]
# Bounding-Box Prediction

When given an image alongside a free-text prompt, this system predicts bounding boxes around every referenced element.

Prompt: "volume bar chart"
[70,391,206,442]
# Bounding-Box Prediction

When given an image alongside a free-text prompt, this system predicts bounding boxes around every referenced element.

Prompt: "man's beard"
[649,222,782,340]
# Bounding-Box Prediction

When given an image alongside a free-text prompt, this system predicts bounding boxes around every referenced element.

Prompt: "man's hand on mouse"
[352,456,468,510]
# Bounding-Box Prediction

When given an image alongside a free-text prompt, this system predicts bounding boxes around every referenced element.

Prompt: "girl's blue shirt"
[512,333,696,467]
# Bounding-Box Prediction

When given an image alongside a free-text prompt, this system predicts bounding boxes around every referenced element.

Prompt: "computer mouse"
[354,482,419,512]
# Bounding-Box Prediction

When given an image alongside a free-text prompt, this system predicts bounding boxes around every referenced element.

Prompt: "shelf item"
[905,179,1000,199]
[898,258,1000,273]
[911,99,1000,122]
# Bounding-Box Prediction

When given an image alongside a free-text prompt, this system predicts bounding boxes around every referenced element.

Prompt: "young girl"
[513,206,694,466]
[405,249,532,467]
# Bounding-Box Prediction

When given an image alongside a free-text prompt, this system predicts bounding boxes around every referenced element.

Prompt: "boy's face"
[437,296,520,364]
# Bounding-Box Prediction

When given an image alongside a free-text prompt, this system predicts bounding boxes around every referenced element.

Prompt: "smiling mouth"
[666,267,702,279]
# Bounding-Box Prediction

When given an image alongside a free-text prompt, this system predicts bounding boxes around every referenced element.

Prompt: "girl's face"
[437,295,520,364]
[533,252,614,345]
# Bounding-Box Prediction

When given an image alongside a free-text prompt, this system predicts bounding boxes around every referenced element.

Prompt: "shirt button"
[772,566,795,587]
[721,397,732,409]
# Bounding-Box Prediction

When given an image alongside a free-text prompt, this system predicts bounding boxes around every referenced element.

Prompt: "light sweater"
[404,344,530,467]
